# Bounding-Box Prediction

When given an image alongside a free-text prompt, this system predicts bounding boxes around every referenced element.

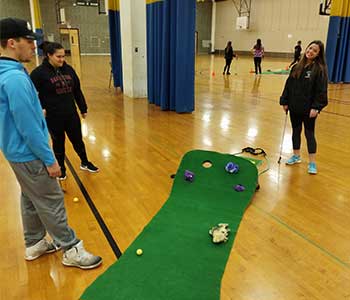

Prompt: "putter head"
[277,157,282,164]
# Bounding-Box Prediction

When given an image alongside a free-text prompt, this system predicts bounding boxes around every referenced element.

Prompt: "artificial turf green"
[262,69,290,75]
[81,150,258,300]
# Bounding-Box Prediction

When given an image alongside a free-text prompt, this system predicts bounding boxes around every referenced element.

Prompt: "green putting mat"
[81,150,258,300]
[262,69,290,75]
[240,156,262,167]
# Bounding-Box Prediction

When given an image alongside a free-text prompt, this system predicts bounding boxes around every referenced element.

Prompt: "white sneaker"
[25,238,58,261]
[62,241,102,270]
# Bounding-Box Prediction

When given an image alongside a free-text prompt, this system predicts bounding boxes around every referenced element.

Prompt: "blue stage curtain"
[146,1,163,106]
[35,29,43,56]
[146,0,195,113]
[325,1,350,83]
[108,0,123,89]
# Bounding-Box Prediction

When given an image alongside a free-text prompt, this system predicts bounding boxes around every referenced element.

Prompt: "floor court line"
[65,157,122,259]
[252,204,350,269]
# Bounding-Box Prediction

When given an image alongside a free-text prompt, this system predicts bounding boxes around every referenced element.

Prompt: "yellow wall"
[33,0,42,28]
[108,0,120,11]
[331,0,350,17]
[146,0,163,4]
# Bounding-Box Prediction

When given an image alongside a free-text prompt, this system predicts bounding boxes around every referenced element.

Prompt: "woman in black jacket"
[31,41,99,180]
[223,41,236,75]
[280,40,328,174]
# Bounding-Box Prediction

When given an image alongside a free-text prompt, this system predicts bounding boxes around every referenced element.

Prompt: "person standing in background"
[289,40,302,68]
[252,39,264,74]
[223,41,236,75]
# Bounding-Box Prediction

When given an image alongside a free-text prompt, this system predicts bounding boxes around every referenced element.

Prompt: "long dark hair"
[39,41,64,57]
[254,39,262,50]
[291,40,327,79]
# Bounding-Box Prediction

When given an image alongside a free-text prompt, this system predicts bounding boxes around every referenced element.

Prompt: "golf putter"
[278,111,288,164]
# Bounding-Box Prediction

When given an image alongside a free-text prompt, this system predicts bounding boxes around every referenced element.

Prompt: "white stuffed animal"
[209,223,230,243]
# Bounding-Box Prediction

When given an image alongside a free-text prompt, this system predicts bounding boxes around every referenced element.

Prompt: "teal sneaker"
[286,155,301,165]
[308,162,317,174]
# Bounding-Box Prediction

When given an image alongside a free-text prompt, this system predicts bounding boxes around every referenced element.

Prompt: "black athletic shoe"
[58,169,67,180]
[80,162,99,173]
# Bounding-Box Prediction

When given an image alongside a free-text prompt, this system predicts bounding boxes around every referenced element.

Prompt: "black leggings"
[289,55,300,67]
[290,112,317,154]
[46,113,88,172]
[223,58,232,74]
[254,57,262,74]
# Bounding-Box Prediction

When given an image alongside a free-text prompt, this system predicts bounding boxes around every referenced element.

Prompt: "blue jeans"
[9,160,79,250]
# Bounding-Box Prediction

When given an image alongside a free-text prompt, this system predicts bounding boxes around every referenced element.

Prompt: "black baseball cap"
[0,18,43,40]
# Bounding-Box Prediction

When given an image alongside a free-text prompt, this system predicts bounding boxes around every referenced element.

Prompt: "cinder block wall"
[0,0,31,24]
[196,2,212,54]
[0,0,110,54]
[61,0,110,54]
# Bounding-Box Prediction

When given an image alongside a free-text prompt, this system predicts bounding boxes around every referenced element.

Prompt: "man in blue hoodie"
[0,18,102,269]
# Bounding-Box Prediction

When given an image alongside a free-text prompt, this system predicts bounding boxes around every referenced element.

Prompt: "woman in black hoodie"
[31,41,99,180]
[280,40,328,175]
[223,41,236,75]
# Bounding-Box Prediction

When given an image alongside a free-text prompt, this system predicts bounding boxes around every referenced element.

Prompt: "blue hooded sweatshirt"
[0,57,55,166]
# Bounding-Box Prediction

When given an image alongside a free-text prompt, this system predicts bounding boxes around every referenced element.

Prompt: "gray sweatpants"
[10,160,79,250]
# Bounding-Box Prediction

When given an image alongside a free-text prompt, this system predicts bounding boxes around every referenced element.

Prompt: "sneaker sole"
[58,176,67,181]
[62,259,103,270]
[285,160,301,165]
[80,166,100,173]
[25,247,59,261]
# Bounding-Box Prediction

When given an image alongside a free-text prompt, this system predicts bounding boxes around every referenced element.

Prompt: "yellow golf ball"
[136,249,143,256]
[73,197,79,202]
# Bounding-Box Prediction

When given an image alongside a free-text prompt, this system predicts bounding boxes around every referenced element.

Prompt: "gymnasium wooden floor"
[0,55,349,300]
